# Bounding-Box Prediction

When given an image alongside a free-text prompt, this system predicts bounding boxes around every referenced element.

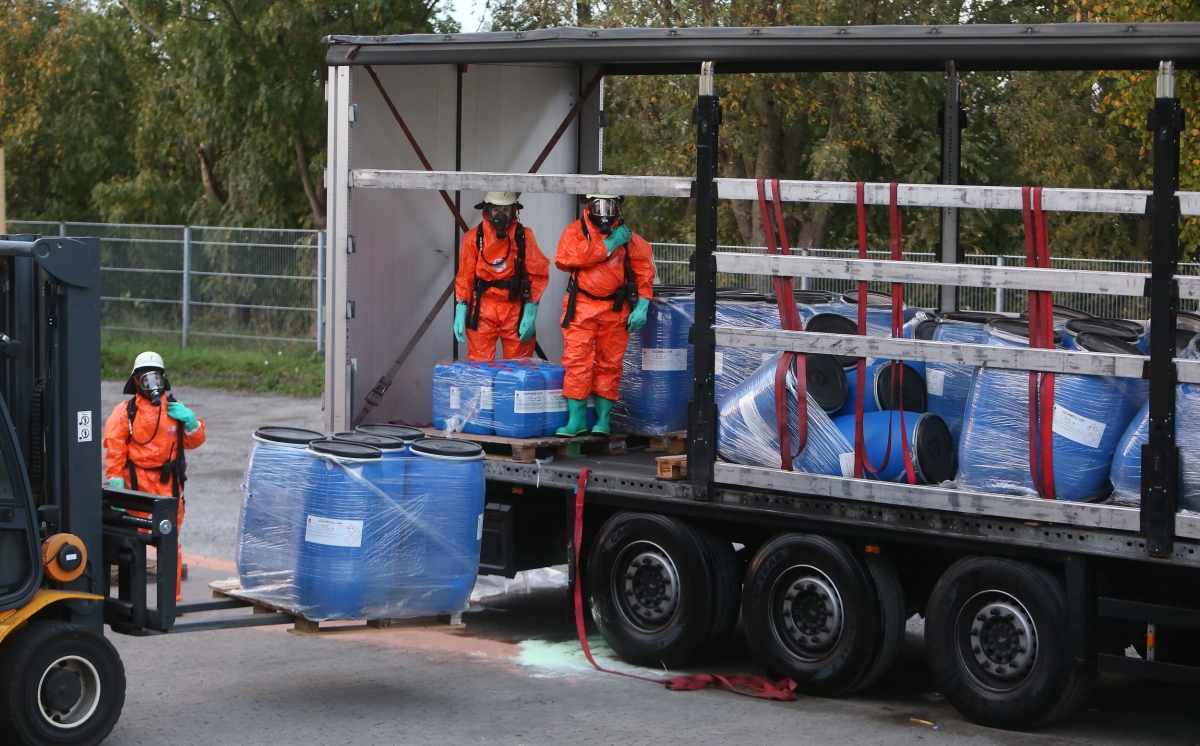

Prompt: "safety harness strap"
[124,396,187,498]
[467,224,532,331]
[561,218,636,328]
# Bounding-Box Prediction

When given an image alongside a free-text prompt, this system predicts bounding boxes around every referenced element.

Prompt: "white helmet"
[131,350,165,375]
[474,191,521,209]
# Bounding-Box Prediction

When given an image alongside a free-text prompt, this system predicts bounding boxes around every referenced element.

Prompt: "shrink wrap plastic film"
[798,301,893,338]
[956,323,1143,502]
[714,298,781,402]
[926,320,992,443]
[432,361,496,434]
[614,291,695,435]
[236,435,485,621]
[717,353,852,476]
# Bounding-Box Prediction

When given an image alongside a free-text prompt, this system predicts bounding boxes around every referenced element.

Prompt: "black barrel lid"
[914,318,941,340]
[309,440,382,459]
[805,313,860,367]
[1178,330,1200,356]
[1177,311,1200,334]
[987,319,1063,345]
[1020,304,1093,323]
[1074,332,1144,356]
[356,423,425,442]
[331,432,407,450]
[943,311,1006,324]
[716,289,770,303]
[1065,318,1141,343]
[652,284,695,298]
[873,362,927,413]
[1087,317,1144,334]
[913,413,958,484]
[409,438,485,459]
[804,354,849,414]
[254,426,325,445]
[793,289,837,305]
[842,289,893,306]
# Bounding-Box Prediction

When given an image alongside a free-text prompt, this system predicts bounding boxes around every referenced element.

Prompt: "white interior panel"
[347,63,579,426]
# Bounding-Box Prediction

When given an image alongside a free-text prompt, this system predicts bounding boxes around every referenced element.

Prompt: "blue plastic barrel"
[715,294,780,402]
[924,315,998,444]
[957,321,1142,502]
[1110,376,1200,510]
[493,366,546,438]
[615,291,695,435]
[830,411,956,484]
[832,360,926,418]
[1062,318,1144,351]
[296,440,395,621]
[460,363,499,435]
[533,364,567,435]
[238,426,325,591]
[431,361,460,430]
[397,438,486,615]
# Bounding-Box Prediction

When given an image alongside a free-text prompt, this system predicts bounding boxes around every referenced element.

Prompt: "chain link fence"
[651,242,1200,318]
[6,221,324,348]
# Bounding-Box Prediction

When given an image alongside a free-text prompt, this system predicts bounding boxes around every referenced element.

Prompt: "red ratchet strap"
[1021,187,1057,499]
[570,469,799,701]
[757,179,806,470]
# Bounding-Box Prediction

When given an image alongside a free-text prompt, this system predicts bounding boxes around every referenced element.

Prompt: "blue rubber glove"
[168,401,199,433]
[602,224,632,256]
[453,303,468,344]
[626,297,650,331]
[518,302,538,342]
[108,477,125,489]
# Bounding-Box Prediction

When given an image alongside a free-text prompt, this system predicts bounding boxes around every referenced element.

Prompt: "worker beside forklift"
[102,351,205,602]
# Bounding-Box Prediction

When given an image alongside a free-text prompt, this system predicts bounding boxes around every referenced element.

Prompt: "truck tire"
[925,557,1094,730]
[0,621,126,746]
[695,528,741,651]
[851,553,906,692]
[741,533,882,696]
[586,512,728,668]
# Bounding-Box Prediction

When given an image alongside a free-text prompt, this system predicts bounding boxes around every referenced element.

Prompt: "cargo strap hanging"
[467,224,532,330]
[758,178,807,470]
[1023,186,1057,499]
[851,182,916,484]
[570,468,800,701]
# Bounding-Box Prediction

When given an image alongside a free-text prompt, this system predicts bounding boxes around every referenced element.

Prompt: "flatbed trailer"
[320,22,1200,730]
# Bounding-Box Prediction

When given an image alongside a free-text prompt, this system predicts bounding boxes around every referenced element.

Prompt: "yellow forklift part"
[0,589,104,645]
[42,532,88,583]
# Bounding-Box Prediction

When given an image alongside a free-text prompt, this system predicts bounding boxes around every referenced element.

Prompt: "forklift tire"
[741,533,882,696]
[586,512,721,668]
[925,557,1095,730]
[0,621,126,746]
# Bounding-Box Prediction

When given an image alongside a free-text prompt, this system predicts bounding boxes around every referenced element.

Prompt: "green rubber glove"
[518,302,538,342]
[168,401,199,433]
[108,477,125,489]
[453,302,468,344]
[602,224,632,256]
[626,297,650,331]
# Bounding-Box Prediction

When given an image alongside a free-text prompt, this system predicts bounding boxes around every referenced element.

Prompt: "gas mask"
[586,198,621,235]
[136,370,166,407]
[485,205,515,239]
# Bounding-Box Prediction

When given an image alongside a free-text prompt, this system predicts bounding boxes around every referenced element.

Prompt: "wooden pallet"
[209,581,465,635]
[419,427,626,463]
[655,454,688,480]
[629,430,687,454]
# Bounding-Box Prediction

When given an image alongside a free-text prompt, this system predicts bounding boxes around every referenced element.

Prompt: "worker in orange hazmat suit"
[554,194,655,436]
[453,191,551,361]
[103,351,206,602]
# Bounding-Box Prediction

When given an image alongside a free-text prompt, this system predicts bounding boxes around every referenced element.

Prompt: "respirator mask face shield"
[136,370,165,406]
[586,198,621,235]
[485,205,515,237]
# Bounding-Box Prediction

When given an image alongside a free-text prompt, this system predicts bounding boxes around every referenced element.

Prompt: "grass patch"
[102,335,324,398]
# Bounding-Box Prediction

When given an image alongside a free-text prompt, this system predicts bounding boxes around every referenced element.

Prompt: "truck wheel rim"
[613,541,680,630]
[772,565,844,659]
[957,590,1039,687]
[37,655,101,729]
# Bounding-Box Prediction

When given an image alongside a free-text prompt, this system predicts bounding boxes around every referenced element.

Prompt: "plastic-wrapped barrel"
[431,361,460,430]
[715,294,779,402]
[536,364,568,436]
[238,426,325,591]
[830,411,956,484]
[460,363,498,435]
[831,360,926,418]
[615,290,695,435]
[296,440,400,621]
[397,439,486,615]
[957,322,1142,502]
[1062,318,1145,352]
[493,366,546,438]
[801,301,893,337]
[716,353,853,474]
[924,315,997,443]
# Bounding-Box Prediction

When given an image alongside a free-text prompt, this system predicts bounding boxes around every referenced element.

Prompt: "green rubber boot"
[556,398,589,437]
[591,397,615,435]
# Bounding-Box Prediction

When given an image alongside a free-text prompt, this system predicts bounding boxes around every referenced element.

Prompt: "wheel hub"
[619,545,680,627]
[778,569,843,653]
[967,596,1037,681]
[37,655,101,729]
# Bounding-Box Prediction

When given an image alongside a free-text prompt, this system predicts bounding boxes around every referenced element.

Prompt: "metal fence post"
[995,255,1005,313]
[59,222,66,237]
[181,226,191,350]
[800,247,810,291]
[317,230,326,353]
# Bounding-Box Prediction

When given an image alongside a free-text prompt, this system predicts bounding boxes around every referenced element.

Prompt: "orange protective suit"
[103,396,206,601]
[554,218,656,401]
[455,220,550,361]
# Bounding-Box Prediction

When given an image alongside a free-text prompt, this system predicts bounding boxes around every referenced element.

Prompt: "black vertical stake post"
[689,62,720,498]
[938,61,964,314]
[1142,62,1183,557]
[452,64,465,361]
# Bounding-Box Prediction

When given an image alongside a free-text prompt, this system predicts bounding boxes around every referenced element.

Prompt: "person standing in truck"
[554,194,656,436]
[103,351,206,602]
[453,191,551,361]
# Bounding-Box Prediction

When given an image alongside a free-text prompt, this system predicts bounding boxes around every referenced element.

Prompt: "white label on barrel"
[1052,404,1106,448]
[926,369,945,397]
[839,452,855,478]
[642,348,688,371]
[714,351,724,376]
[304,515,363,548]
[479,385,494,410]
[544,388,567,412]
[449,386,461,410]
[477,513,484,540]
[514,389,544,414]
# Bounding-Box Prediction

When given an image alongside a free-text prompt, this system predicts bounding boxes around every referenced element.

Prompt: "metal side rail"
[483,459,698,501]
